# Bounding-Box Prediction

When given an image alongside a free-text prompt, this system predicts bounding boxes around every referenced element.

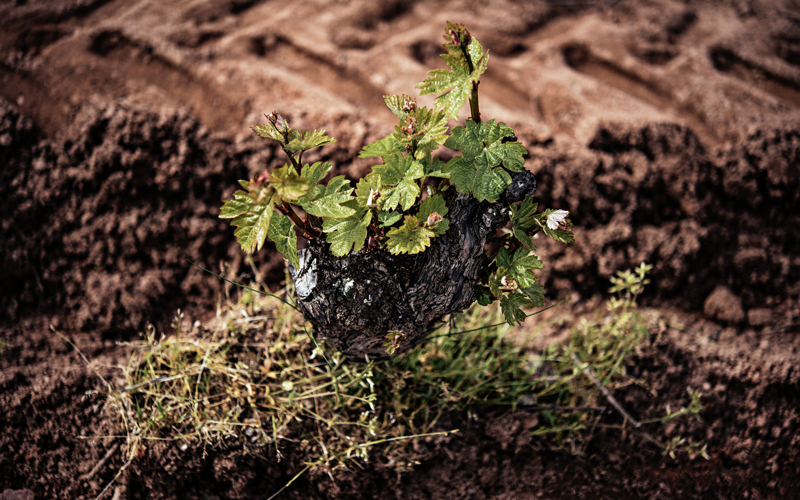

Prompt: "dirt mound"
[532,118,800,321]
[2,0,800,498]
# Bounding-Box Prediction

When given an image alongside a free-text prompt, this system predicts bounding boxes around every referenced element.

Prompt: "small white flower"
[546,210,569,230]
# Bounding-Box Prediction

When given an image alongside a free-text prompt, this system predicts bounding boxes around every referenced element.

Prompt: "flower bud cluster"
[423,212,443,230]
[266,111,289,133]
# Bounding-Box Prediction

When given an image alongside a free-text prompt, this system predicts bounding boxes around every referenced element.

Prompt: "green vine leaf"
[497,247,542,289]
[383,94,417,121]
[323,209,372,257]
[444,119,527,202]
[355,173,383,208]
[383,177,421,212]
[220,181,276,254]
[373,153,423,211]
[359,134,403,159]
[500,292,532,325]
[298,175,356,219]
[377,210,402,228]
[267,212,299,268]
[270,165,311,203]
[476,285,494,306]
[300,161,333,186]
[284,129,336,153]
[386,215,435,255]
[393,107,450,160]
[416,24,488,119]
[421,156,450,179]
[511,196,539,250]
[520,283,545,308]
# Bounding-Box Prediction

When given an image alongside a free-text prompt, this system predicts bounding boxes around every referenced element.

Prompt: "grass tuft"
[106,264,705,478]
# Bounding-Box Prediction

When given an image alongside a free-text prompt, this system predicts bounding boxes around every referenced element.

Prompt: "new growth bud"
[446,23,471,47]
[449,29,459,46]
[424,212,443,230]
[266,111,289,132]
[403,96,417,112]
[254,171,270,185]
[402,116,417,135]
[366,188,379,207]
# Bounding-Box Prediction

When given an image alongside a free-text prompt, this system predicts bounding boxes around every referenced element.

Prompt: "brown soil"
[1,0,799,498]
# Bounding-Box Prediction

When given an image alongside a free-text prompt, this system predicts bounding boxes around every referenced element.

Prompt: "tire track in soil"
[30,29,247,136]
[709,45,800,108]
[561,42,720,148]
[0,63,70,137]
[247,33,389,119]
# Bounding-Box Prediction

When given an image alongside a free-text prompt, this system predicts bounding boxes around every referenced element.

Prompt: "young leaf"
[393,107,449,160]
[386,215,435,255]
[488,270,505,298]
[520,283,545,308]
[373,153,424,211]
[382,177,421,212]
[267,212,299,268]
[383,330,408,356]
[421,155,450,179]
[323,209,372,257]
[284,129,336,153]
[220,183,276,254]
[377,210,402,228]
[543,226,575,244]
[418,194,450,235]
[298,175,356,219]
[476,285,494,306]
[500,247,543,288]
[511,196,539,249]
[416,25,489,119]
[383,94,417,121]
[500,292,533,325]
[538,209,575,244]
[359,134,403,159]
[270,165,311,203]
[355,173,383,208]
[444,119,527,202]
[301,161,333,186]
[253,123,284,143]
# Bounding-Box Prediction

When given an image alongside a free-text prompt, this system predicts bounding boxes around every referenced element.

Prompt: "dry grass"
[105,265,704,483]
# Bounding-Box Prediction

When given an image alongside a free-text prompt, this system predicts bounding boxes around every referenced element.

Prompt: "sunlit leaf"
[323,209,372,256]
[386,215,435,255]
[299,175,356,219]
[444,119,527,202]
[270,165,311,203]
[267,212,299,268]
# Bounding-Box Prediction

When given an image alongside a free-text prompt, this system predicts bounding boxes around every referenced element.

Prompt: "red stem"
[283,201,320,238]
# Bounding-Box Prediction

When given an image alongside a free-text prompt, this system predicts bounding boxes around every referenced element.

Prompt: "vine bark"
[289,170,537,361]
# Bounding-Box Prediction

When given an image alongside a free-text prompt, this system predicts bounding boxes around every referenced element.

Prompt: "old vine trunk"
[288,171,537,361]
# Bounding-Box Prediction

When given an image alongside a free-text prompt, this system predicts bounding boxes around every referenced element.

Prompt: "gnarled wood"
[289,170,537,361]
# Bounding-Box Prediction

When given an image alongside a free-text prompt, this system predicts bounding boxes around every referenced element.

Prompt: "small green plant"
[220,23,574,329]
[528,264,706,459]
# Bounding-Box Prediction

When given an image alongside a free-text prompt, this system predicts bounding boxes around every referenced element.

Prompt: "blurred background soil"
[1,0,799,498]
